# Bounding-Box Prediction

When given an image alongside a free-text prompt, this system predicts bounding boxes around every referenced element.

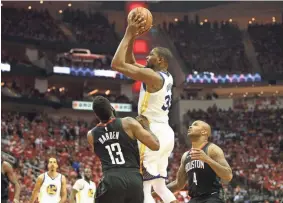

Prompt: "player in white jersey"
[112,14,177,203]
[29,157,67,203]
[70,168,96,203]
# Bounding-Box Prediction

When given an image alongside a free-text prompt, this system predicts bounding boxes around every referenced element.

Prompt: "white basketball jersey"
[74,179,96,203]
[38,172,62,203]
[138,71,173,123]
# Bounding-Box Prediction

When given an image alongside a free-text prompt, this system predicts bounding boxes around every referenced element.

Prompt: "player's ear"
[158,57,164,64]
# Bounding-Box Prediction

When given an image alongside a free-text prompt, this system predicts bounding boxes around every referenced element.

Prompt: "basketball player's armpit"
[207,145,233,182]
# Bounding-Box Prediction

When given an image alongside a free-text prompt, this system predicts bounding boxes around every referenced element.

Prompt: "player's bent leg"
[152,178,177,203]
[143,180,156,203]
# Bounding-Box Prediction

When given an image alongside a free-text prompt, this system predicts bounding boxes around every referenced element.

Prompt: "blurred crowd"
[2,105,283,202]
[62,9,118,45]
[165,20,251,74]
[248,23,283,74]
[2,8,67,42]
[2,7,283,76]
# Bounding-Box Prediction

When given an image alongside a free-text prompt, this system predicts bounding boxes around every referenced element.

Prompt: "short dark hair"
[92,96,113,121]
[155,47,173,64]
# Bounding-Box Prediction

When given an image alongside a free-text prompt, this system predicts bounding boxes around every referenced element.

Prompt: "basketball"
[127,7,153,35]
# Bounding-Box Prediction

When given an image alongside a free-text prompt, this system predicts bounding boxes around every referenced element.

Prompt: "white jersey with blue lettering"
[138,71,173,123]
[38,172,62,203]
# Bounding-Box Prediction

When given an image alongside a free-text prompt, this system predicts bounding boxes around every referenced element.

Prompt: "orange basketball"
[128,7,153,35]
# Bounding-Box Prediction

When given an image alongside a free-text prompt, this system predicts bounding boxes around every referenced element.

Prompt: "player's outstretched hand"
[136,115,150,129]
[126,13,146,37]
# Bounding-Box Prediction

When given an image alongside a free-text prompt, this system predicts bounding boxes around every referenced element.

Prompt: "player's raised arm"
[29,174,44,203]
[111,14,162,87]
[125,37,144,69]
[123,116,160,151]
[3,161,21,203]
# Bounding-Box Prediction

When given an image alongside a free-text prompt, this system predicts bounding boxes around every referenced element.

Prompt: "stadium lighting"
[28,6,32,9]
[260,91,263,94]
[252,17,255,21]
[59,10,63,14]
[174,18,178,22]
[248,21,252,24]
[68,3,72,7]
[275,90,279,94]
[204,19,208,23]
[229,19,232,23]
[88,89,98,96]
[200,22,203,26]
[1,3,3,6]
[59,87,65,92]
[40,1,43,4]
[272,17,276,23]
[105,90,111,95]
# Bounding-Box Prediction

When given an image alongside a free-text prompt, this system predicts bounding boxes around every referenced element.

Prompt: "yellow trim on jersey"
[139,91,150,174]
[140,91,150,114]
[77,190,81,203]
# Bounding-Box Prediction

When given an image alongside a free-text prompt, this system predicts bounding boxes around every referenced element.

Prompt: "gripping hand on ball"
[126,13,146,37]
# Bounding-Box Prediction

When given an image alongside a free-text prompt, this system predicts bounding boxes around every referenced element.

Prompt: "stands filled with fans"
[166,19,252,74]
[248,23,283,74]
[62,9,118,45]
[2,8,68,42]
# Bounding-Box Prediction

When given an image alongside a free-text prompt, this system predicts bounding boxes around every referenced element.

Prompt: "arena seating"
[2,8,67,42]
[166,20,251,74]
[248,23,283,74]
[62,9,118,45]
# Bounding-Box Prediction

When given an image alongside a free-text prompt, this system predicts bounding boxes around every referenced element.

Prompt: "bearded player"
[111,14,176,203]
[70,168,96,203]
[29,157,67,203]
[153,120,233,203]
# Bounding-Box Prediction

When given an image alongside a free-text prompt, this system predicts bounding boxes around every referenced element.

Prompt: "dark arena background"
[1,1,283,203]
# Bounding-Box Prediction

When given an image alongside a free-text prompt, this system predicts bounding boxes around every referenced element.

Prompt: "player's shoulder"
[75,178,85,184]
[37,173,46,181]
[181,151,190,163]
[121,117,136,125]
[207,143,224,155]
[2,161,12,169]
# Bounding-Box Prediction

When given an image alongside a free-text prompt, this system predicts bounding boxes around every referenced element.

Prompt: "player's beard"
[145,64,155,70]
